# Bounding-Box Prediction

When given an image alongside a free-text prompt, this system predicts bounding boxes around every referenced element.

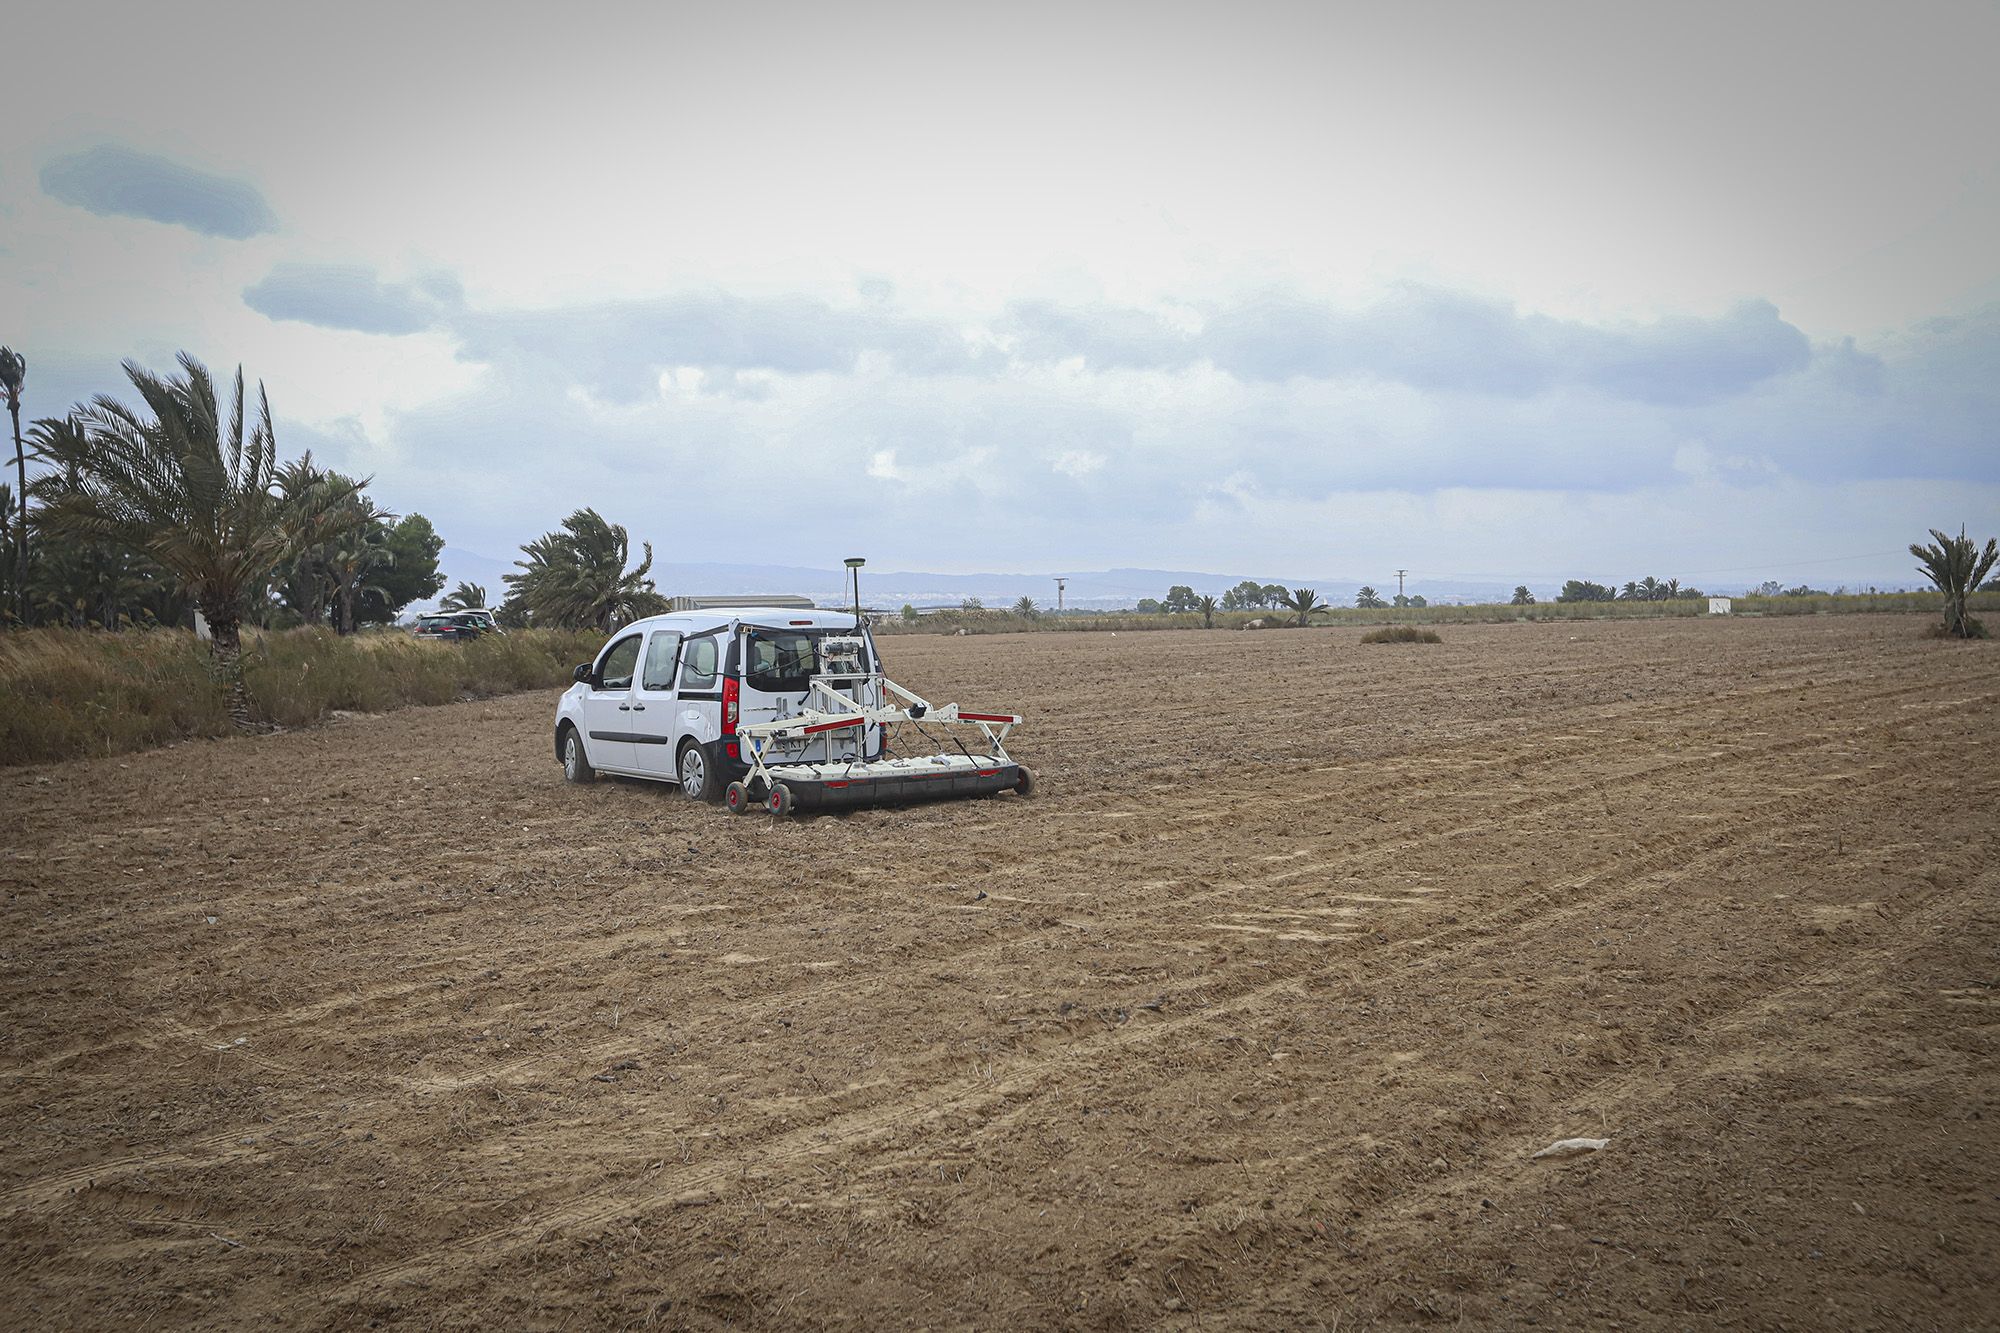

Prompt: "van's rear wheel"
[678,742,718,802]
[562,728,595,784]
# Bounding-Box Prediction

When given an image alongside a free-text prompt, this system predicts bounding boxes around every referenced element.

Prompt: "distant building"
[670,594,816,612]
[1708,597,1732,615]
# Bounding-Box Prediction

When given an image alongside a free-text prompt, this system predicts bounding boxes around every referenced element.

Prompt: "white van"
[554,607,886,800]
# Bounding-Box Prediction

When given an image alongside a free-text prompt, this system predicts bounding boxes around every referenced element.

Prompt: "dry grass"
[0,627,603,766]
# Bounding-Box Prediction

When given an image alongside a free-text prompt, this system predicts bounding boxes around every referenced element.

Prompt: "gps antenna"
[844,556,866,631]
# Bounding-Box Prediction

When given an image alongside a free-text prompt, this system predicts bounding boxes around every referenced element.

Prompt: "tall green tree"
[1356,586,1387,609]
[1557,580,1616,603]
[1197,593,1218,628]
[362,513,445,624]
[1511,585,1535,605]
[1222,579,1266,611]
[503,508,667,631]
[1012,595,1039,619]
[1911,525,1999,639]
[37,354,354,725]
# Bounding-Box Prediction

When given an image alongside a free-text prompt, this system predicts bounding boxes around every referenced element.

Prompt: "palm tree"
[1197,593,1218,629]
[1012,595,1038,619]
[1356,586,1387,609]
[1511,585,1535,606]
[272,453,365,627]
[504,508,668,631]
[439,580,488,612]
[1911,525,1999,639]
[1282,586,1327,627]
[1,347,26,622]
[323,494,397,633]
[25,416,152,627]
[0,480,11,619]
[37,354,355,725]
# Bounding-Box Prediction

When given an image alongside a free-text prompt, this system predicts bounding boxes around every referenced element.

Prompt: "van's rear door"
[737,626,863,764]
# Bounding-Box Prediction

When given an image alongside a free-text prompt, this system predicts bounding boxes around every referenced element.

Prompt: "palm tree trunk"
[338,580,355,634]
[202,601,258,730]
[9,399,24,625]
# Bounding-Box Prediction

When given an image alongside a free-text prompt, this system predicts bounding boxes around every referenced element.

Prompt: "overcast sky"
[4,0,1996,590]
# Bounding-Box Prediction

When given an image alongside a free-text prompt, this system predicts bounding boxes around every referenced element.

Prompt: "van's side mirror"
[573,663,593,685]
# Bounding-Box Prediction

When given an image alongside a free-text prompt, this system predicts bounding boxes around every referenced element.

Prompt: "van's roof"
[623,606,860,633]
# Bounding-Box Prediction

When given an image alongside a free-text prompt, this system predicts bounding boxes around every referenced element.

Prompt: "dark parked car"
[413,610,503,642]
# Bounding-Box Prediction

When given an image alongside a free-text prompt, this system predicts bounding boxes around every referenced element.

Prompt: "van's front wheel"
[561,727,595,784]
[678,741,718,802]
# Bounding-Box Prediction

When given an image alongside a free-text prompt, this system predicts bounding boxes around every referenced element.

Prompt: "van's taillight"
[722,675,739,733]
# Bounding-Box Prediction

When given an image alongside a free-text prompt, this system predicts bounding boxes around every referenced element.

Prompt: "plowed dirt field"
[3,615,1996,1330]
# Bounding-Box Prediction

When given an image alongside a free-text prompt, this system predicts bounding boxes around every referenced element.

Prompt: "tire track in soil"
[57,679,1924,1107]
[6,676,1978,1217]
[1223,869,1994,1322]
[308,745,1933,1312]
[193,670,1999,1033]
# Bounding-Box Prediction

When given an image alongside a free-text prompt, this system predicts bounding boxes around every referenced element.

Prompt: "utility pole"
[1395,569,1408,602]
[1054,577,1066,614]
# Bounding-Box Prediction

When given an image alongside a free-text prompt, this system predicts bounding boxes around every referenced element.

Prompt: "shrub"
[1360,625,1442,644]
[1,626,604,766]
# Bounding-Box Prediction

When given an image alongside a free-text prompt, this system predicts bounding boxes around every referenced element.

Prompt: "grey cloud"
[1001,300,1193,370]
[454,292,990,399]
[284,298,1996,579]
[1014,289,1812,405]
[1210,289,1561,395]
[1735,303,2000,484]
[40,144,277,239]
[238,262,1990,506]
[241,261,1808,409]
[1562,300,1811,404]
[243,264,986,397]
[244,263,458,335]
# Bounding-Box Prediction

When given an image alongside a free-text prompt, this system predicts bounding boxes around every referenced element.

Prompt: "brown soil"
[2,615,1996,1330]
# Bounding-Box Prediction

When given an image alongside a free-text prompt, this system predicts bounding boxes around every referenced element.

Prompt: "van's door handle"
[618,703,631,711]
[631,705,645,711]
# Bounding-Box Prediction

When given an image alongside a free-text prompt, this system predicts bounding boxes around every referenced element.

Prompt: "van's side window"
[679,636,719,691]
[597,635,642,691]
[641,632,681,691]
